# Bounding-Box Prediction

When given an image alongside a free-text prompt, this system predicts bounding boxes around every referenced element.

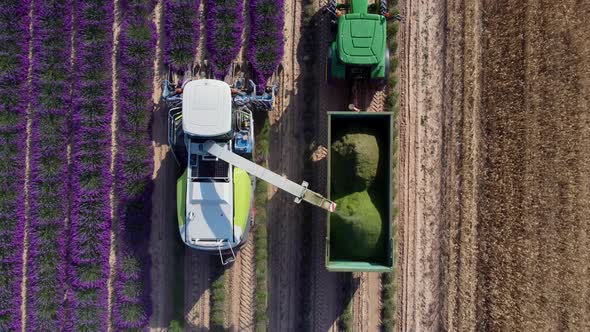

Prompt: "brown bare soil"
[396,0,447,330]
[399,0,590,331]
[225,234,256,331]
[445,0,590,330]
[352,272,383,332]
[107,5,123,330]
[441,0,482,329]
[184,253,211,331]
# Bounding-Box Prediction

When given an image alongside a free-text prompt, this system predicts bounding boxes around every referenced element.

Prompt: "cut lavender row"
[205,0,244,79]
[67,1,115,330]
[248,0,285,87]
[0,1,30,331]
[26,0,72,330]
[164,0,200,72]
[113,1,156,329]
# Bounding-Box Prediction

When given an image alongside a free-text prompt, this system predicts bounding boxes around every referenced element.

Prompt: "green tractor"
[326,0,393,86]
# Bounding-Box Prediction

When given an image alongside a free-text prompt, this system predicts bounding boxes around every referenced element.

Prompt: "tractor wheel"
[327,46,335,85]
[384,47,390,84]
[373,47,390,88]
[380,0,388,16]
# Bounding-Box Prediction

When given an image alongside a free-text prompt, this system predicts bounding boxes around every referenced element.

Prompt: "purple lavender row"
[0,1,30,330]
[67,1,115,330]
[164,0,200,72]
[248,0,285,87]
[205,0,244,79]
[26,0,72,330]
[113,1,156,329]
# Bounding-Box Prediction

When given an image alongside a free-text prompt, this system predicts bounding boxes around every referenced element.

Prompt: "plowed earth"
[398,0,590,331]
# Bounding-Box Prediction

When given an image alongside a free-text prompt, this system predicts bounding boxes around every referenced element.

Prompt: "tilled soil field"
[396,0,446,330]
[461,0,590,330]
[399,0,590,331]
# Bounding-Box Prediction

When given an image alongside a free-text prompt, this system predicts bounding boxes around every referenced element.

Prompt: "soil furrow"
[237,235,256,331]
[397,0,447,331]
[267,0,307,330]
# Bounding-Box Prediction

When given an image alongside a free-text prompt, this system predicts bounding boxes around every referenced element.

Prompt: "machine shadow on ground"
[150,97,187,329]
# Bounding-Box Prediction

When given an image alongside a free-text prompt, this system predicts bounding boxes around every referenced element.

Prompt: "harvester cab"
[326,0,391,84]
[162,72,335,265]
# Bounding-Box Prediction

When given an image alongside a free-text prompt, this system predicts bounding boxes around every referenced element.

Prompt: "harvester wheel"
[380,0,388,16]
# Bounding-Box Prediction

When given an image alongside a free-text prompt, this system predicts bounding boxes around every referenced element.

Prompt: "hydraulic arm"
[203,141,337,212]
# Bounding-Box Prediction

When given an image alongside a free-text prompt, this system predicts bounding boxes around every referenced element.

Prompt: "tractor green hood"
[337,13,386,65]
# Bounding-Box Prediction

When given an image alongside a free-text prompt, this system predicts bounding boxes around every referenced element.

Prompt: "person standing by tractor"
[348,103,361,112]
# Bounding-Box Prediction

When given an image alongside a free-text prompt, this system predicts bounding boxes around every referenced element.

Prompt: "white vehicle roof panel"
[182,79,232,137]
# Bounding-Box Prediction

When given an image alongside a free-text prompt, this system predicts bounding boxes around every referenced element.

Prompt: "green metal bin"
[326,112,394,272]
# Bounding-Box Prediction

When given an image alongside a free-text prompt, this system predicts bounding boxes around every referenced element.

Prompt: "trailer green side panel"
[326,112,394,272]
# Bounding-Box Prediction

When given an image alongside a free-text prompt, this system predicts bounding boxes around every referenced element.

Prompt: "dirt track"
[396,0,446,330]
[225,235,256,331]
[265,0,309,330]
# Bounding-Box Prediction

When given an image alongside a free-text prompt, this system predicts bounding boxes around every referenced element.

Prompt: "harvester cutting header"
[163,69,335,264]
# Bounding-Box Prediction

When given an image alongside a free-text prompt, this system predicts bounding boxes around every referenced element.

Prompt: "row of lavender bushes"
[205,0,244,79]
[113,0,156,329]
[0,1,30,330]
[26,0,72,330]
[164,0,200,72]
[68,1,115,330]
[248,0,285,87]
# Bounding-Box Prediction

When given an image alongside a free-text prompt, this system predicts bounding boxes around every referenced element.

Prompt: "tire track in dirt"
[367,272,383,331]
[441,0,482,330]
[352,273,366,332]
[266,0,308,330]
[225,229,255,332]
[184,252,211,331]
[181,5,215,330]
[224,2,257,331]
[397,0,447,331]
[150,1,187,330]
[237,235,256,331]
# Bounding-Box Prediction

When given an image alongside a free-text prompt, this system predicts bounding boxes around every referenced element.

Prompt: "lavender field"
[0,0,285,330]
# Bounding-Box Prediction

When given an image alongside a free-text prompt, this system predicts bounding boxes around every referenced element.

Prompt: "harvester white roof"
[182,79,232,137]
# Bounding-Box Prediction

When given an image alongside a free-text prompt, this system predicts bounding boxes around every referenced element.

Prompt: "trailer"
[326,112,394,272]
